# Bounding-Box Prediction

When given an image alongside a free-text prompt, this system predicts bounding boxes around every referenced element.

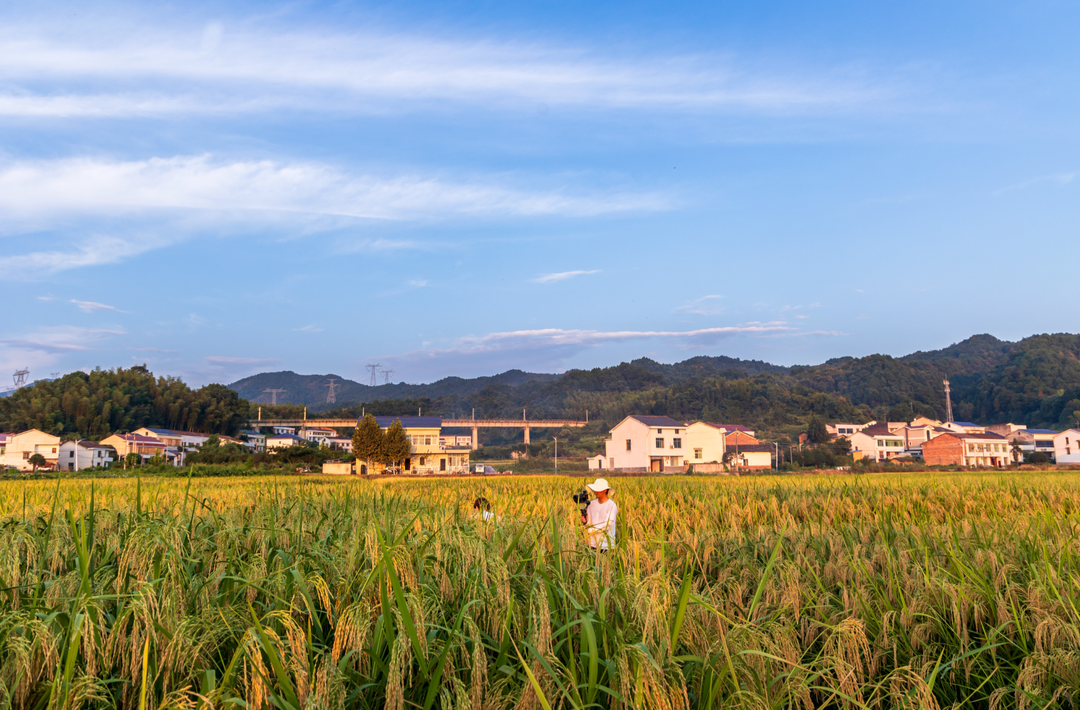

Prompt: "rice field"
[1,471,1079,709]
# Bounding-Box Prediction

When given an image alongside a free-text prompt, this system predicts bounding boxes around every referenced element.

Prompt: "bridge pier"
[472,426,479,450]
[524,425,530,445]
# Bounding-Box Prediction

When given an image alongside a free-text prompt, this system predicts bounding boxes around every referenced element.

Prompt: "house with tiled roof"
[58,440,114,471]
[922,431,1010,467]
[849,423,906,462]
[602,415,689,472]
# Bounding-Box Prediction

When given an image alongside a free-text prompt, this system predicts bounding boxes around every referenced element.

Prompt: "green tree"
[125,452,141,469]
[203,434,221,449]
[381,419,412,469]
[807,418,829,444]
[352,415,384,474]
[27,453,47,473]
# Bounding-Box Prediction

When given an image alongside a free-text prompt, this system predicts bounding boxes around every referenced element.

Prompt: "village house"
[302,428,338,445]
[99,433,173,464]
[1002,428,1059,460]
[369,416,470,475]
[826,423,864,439]
[602,415,688,472]
[1054,429,1080,464]
[57,440,114,471]
[133,427,184,448]
[849,424,906,462]
[239,431,267,452]
[921,431,1010,467]
[0,429,61,471]
[719,428,772,469]
[941,421,986,434]
[683,422,728,467]
[266,432,307,450]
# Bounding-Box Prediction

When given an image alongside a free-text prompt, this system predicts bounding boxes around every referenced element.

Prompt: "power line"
[381,369,394,385]
[366,364,381,387]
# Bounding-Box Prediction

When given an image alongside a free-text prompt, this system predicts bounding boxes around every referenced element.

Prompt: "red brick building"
[922,431,1010,468]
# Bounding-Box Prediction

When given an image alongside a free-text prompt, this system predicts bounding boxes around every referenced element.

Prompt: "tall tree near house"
[807,418,830,445]
[381,419,412,471]
[27,453,46,474]
[352,414,384,474]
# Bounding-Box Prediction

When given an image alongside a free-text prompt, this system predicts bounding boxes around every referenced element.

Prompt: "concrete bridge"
[249,417,589,449]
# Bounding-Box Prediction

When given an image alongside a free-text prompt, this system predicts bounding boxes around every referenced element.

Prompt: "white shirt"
[585,498,618,550]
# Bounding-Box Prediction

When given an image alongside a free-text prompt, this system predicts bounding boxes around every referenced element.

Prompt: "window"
[625,439,632,451]
[425,436,432,446]
[70,451,74,458]
[694,448,703,459]
[672,438,682,449]
[656,438,664,448]
[657,429,663,434]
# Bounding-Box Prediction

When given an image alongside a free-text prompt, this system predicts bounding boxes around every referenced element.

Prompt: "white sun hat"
[586,478,613,493]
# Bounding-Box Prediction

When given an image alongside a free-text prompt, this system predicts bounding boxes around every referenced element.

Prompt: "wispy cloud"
[994,172,1076,195]
[0,326,125,355]
[128,346,177,353]
[675,294,725,315]
[70,299,127,313]
[205,356,279,365]
[293,324,324,333]
[407,279,429,288]
[0,20,898,119]
[0,235,163,277]
[384,322,795,377]
[534,269,600,284]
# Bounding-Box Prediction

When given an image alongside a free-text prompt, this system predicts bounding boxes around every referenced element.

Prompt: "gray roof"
[629,415,686,428]
[370,416,443,428]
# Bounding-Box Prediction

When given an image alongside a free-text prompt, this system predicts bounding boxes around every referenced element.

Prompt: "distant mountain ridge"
[230,369,560,410]
[229,333,1080,430]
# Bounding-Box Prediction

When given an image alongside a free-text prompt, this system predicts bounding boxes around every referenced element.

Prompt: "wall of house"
[684,423,726,465]
[604,419,651,469]
[923,435,965,466]
[1054,431,1080,464]
[0,430,61,470]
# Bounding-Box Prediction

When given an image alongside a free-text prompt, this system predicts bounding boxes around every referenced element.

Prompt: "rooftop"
[628,415,686,428]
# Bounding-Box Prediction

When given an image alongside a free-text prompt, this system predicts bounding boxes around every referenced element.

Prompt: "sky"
[2,0,1079,389]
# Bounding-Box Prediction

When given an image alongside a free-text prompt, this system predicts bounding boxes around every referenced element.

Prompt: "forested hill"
[4,332,1077,442]
[0,366,249,439]
[241,333,1080,434]
[230,369,560,409]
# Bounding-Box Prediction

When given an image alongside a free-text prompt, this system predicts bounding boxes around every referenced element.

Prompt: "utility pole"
[553,437,558,473]
[943,379,954,423]
[263,388,285,406]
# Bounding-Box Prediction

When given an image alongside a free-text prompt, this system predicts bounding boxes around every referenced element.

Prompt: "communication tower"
[325,378,338,404]
[943,379,954,423]
[263,388,286,406]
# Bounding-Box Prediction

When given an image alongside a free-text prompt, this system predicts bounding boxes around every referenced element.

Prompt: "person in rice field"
[582,478,618,551]
[472,497,497,522]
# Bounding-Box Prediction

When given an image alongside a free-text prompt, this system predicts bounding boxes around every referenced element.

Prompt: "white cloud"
[534,269,601,284]
[0,155,668,223]
[0,155,667,275]
[675,294,725,315]
[0,234,163,277]
[70,299,127,313]
[0,21,896,119]
[407,279,429,288]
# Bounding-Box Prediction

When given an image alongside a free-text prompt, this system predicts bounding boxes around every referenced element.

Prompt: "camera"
[572,490,590,520]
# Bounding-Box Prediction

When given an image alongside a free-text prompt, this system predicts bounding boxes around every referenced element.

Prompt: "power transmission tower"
[943,379,954,423]
[325,378,338,404]
[366,364,381,386]
[382,369,394,385]
[263,388,286,406]
[13,368,29,388]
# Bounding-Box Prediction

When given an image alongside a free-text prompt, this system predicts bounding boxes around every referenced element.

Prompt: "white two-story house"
[602,415,688,472]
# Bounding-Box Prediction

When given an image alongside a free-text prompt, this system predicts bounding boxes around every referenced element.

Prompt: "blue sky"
[2,0,1078,387]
